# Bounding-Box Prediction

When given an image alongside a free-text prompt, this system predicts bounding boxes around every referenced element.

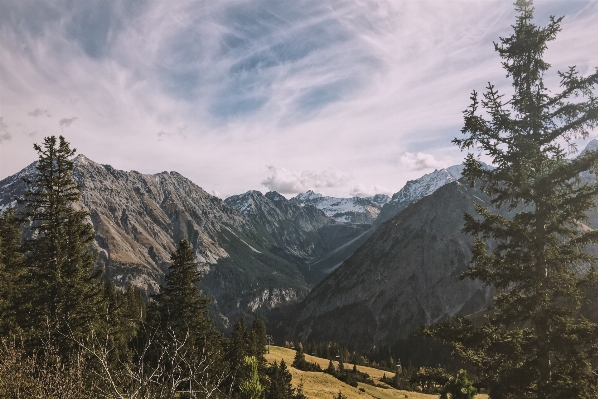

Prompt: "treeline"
[0,136,302,398]
[288,336,463,373]
[290,340,477,397]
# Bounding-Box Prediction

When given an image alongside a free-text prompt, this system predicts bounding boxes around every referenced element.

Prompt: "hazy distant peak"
[295,190,323,201]
[368,194,391,205]
[580,139,598,157]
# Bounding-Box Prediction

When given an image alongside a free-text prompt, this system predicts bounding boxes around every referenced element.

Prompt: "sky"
[1,0,597,199]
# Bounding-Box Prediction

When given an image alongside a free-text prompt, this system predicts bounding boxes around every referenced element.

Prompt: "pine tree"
[0,207,25,338]
[428,1,598,397]
[227,317,252,396]
[99,281,145,367]
[19,136,104,356]
[151,239,215,345]
[326,359,336,375]
[146,239,224,396]
[240,356,264,399]
[265,360,294,399]
[249,317,268,362]
[292,342,306,369]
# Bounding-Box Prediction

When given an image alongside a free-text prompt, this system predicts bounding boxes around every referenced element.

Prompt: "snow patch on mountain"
[224,191,262,215]
[391,164,465,205]
[291,190,390,224]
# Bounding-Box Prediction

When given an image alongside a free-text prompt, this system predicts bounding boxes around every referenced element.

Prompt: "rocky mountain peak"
[265,191,287,202]
[376,164,465,224]
[224,190,265,215]
[292,191,387,225]
[294,190,323,202]
[368,194,391,205]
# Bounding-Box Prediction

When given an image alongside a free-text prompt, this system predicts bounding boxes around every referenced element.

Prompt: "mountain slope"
[292,142,598,349]
[1,156,312,325]
[295,165,466,282]
[292,181,497,349]
[225,190,371,284]
[376,165,464,225]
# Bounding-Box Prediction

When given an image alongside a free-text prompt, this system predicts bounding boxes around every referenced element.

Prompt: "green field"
[265,346,488,399]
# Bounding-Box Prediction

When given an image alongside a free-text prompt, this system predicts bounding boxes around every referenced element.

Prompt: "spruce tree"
[148,239,223,381]
[0,207,25,338]
[429,1,598,397]
[227,317,252,395]
[265,360,294,399]
[249,317,268,362]
[151,239,215,345]
[292,342,306,369]
[19,135,104,356]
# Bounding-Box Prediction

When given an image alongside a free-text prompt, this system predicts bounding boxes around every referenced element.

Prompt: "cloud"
[262,166,351,194]
[0,117,11,142]
[0,0,596,194]
[59,117,78,127]
[400,152,443,171]
[349,184,395,198]
[157,127,187,141]
[27,108,51,117]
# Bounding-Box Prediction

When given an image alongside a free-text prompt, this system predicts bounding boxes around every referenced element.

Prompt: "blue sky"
[1,0,597,198]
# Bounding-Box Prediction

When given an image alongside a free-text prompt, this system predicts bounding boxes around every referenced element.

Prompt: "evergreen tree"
[428,1,598,398]
[100,281,145,367]
[265,360,294,399]
[249,317,269,390]
[151,239,215,347]
[240,355,264,399]
[292,342,306,369]
[326,359,336,375]
[0,207,25,338]
[19,136,104,356]
[440,370,476,399]
[226,317,253,396]
[249,317,268,363]
[148,239,223,393]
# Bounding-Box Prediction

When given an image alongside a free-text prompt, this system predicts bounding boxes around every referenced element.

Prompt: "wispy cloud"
[157,126,187,141]
[28,108,51,117]
[0,117,11,143]
[0,1,596,196]
[58,117,78,127]
[262,166,351,194]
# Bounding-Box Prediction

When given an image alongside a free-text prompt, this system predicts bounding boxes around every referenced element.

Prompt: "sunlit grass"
[265,346,488,399]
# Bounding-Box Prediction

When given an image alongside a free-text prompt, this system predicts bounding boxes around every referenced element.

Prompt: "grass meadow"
[264,346,489,399]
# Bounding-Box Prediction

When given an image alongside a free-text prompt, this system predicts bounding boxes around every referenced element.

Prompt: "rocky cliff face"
[292,181,499,349]
[376,165,464,225]
[225,190,372,285]
[0,156,361,326]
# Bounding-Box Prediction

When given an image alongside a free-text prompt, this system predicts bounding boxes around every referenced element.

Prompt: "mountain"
[0,156,359,326]
[376,165,464,224]
[291,141,598,350]
[224,190,370,280]
[290,190,390,225]
[291,180,495,349]
[288,166,466,282]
